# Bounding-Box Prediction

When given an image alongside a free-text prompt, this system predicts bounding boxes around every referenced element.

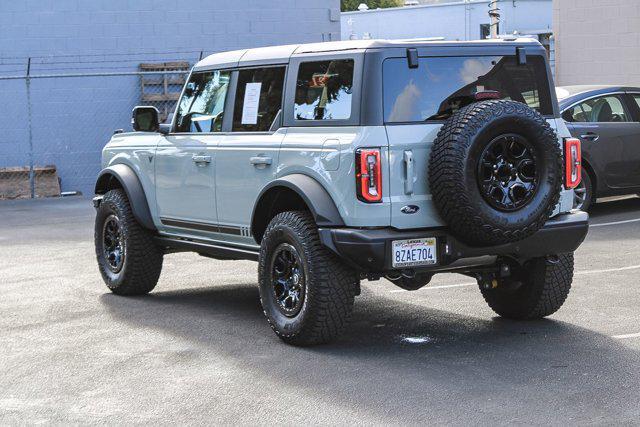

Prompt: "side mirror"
[132,106,159,132]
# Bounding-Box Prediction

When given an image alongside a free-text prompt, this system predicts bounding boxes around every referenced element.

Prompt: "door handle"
[192,155,212,164]
[250,156,273,167]
[580,133,599,142]
[403,150,414,195]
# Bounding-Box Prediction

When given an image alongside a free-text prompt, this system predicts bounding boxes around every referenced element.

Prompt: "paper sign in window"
[241,82,262,125]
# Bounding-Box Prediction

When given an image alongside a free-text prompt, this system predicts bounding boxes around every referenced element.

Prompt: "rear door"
[382,53,556,229]
[155,70,230,236]
[563,94,639,189]
[214,66,287,245]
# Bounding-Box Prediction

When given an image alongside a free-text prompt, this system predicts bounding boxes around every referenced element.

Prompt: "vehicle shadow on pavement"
[590,196,640,219]
[100,284,640,422]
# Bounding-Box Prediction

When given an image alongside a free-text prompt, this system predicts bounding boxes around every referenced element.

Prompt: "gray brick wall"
[1,1,340,61]
[0,1,340,196]
[554,0,640,86]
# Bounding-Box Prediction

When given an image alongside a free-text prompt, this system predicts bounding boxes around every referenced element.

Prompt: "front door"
[155,69,231,237]
[564,94,639,189]
[215,66,287,245]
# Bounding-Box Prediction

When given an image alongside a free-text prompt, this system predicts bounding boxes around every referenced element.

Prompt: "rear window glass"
[383,55,553,122]
[294,59,354,121]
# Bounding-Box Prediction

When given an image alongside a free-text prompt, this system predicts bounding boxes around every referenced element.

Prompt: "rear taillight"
[564,137,582,189]
[356,148,382,203]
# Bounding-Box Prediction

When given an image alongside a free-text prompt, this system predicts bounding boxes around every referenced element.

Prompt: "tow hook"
[477,272,499,290]
[478,263,510,290]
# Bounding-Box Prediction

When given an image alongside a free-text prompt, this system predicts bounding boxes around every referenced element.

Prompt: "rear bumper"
[318,211,589,273]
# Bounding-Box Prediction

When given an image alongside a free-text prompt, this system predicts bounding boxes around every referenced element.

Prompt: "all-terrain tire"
[428,100,563,246]
[95,189,163,295]
[480,253,574,319]
[258,211,358,346]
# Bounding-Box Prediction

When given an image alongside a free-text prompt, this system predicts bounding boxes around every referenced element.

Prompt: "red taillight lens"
[356,148,382,203]
[564,137,582,189]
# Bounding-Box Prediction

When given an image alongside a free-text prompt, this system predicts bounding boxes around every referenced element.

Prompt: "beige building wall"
[553,0,640,86]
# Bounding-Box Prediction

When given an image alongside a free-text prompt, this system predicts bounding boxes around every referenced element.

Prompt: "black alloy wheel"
[477,133,538,212]
[270,243,306,317]
[573,167,593,211]
[102,214,125,273]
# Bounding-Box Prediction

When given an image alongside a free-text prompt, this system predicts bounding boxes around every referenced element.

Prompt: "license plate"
[392,237,437,268]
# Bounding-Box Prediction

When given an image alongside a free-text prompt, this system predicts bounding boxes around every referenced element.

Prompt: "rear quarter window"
[383,55,553,123]
[294,59,354,121]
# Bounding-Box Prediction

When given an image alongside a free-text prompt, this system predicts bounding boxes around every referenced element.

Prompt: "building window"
[480,23,499,39]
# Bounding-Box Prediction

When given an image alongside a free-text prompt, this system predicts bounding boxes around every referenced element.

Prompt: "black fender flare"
[251,174,344,240]
[94,164,156,231]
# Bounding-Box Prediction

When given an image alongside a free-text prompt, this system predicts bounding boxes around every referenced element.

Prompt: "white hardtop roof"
[194,37,541,70]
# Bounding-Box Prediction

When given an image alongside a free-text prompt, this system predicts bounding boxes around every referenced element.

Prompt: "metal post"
[26,57,35,198]
[489,0,500,39]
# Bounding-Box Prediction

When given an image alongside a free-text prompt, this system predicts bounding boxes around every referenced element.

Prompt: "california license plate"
[392,237,437,268]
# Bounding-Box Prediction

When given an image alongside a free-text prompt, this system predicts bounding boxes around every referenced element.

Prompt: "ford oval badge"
[400,205,419,214]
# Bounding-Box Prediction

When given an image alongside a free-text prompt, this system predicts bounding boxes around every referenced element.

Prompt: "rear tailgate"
[386,119,569,230]
[382,52,565,229]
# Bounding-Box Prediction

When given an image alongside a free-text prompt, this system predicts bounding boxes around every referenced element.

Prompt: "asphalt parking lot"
[1,196,640,424]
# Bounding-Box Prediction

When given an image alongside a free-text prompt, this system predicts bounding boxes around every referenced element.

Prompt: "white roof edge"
[194,37,542,69]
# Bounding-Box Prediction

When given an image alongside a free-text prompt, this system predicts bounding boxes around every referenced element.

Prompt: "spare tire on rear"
[428,100,562,247]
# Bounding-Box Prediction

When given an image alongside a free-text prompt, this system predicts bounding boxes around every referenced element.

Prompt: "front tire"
[95,189,163,295]
[480,253,574,319]
[258,211,358,346]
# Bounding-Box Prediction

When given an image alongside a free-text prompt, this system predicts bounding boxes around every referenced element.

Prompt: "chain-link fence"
[0,55,196,199]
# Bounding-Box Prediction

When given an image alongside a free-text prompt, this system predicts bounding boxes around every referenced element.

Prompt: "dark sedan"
[557,85,640,210]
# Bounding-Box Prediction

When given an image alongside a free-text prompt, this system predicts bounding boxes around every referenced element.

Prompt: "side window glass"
[633,95,640,112]
[232,67,286,132]
[294,59,354,121]
[174,70,231,133]
[575,95,629,123]
[563,104,588,122]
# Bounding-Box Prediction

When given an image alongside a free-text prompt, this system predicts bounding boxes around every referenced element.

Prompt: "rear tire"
[258,211,358,346]
[480,253,574,319]
[95,189,163,295]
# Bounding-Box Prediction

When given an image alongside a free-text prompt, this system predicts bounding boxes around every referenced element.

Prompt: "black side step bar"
[154,236,259,262]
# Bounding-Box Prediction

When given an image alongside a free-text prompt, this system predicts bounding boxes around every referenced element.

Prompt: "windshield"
[383,55,553,122]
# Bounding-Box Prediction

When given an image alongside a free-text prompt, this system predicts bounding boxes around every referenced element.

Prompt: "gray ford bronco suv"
[94,39,588,346]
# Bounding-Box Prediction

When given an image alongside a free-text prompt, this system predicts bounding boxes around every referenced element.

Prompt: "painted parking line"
[388,265,640,293]
[612,332,640,340]
[590,218,640,227]
[575,265,640,275]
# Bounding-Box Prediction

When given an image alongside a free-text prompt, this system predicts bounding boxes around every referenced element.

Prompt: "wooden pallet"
[140,62,190,121]
[0,165,61,199]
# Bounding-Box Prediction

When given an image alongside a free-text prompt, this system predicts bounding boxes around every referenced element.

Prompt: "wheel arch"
[95,164,156,231]
[251,174,344,244]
